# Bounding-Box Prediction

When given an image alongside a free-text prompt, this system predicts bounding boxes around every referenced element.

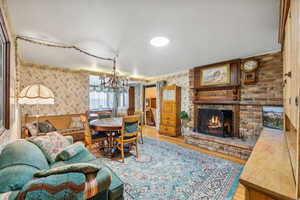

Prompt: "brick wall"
[239,52,283,139]
[240,52,283,105]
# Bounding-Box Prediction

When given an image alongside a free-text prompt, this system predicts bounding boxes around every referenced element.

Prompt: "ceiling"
[8,0,281,77]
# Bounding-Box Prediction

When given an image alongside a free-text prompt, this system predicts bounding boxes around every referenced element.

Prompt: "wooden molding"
[0,8,10,132]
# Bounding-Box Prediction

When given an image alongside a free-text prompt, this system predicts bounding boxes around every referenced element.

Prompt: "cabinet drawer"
[161,115,176,121]
[160,125,176,136]
[161,119,176,126]
[161,103,176,113]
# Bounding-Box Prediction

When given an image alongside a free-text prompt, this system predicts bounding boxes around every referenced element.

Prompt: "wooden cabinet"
[282,0,300,199]
[159,85,181,137]
[283,0,300,129]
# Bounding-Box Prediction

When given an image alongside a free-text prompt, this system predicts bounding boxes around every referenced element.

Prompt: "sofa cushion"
[51,150,97,168]
[0,165,38,193]
[56,142,85,161]
[34,163,101,178]
[65,135,74,144]
[28,132,71,163]
[0,140,49,170]
[38,120,57,133]
[18,172,86,200]
[125,121,138,133]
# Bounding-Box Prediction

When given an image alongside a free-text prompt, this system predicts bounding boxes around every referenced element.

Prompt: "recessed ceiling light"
[150,37,170,47]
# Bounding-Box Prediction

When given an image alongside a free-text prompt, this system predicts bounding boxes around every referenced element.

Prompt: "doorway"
[143,85,157,126]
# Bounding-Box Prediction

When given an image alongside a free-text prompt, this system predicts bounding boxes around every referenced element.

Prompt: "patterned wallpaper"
[150,71,190,112]
[19,62,89,116]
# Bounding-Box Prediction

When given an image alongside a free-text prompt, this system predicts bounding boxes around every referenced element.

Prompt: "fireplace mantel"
[193,101,240,105]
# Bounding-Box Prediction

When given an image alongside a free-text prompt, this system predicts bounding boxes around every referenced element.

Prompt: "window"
[89,75,128,110]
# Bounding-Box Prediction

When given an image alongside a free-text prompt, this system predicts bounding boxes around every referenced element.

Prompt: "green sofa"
[0,138,124,200]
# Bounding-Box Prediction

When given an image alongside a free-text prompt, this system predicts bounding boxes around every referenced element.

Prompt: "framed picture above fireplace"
[191,59,241,90]
[201,64,230,86]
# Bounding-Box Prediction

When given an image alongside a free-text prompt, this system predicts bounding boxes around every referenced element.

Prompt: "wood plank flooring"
[142,125,246,200]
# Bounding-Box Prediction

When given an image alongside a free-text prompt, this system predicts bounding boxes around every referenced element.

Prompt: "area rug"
[99,136,243,200]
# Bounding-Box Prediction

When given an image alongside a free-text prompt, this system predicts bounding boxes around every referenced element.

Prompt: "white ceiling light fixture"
[150,36,170,47]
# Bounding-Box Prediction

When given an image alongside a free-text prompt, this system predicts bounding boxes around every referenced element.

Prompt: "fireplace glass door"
[197,109,233,137]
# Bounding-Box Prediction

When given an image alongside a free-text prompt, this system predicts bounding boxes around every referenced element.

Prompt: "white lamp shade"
[18,84,55,105]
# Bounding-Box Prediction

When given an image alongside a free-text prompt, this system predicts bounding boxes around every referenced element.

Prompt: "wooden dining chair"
[80,115,108,151]
[80,115,93,150]
[134,111,144,144]
[115,115,140,162]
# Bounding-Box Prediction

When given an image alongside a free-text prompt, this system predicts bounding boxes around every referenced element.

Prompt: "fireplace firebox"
[197,109,233,137]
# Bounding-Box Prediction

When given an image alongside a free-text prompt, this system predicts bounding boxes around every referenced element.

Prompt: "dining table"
[89,117,123,157]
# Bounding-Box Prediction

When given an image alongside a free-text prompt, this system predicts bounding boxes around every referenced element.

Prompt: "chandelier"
[99,58,129,91]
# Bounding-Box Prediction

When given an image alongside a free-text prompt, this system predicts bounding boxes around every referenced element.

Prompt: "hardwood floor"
[142,125,246,200]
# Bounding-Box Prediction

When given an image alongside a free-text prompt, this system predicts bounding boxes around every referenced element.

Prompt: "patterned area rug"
[99,136,243,200]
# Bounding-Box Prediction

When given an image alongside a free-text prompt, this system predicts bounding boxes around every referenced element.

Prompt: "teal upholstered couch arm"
[18,172,86,200]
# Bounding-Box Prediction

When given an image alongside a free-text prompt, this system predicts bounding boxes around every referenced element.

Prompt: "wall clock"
[241,59,259,84]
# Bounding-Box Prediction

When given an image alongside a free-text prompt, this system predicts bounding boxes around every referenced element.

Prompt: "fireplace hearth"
[197,109,233,137]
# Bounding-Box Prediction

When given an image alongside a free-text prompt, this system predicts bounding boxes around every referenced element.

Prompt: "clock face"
[243,60,258,72]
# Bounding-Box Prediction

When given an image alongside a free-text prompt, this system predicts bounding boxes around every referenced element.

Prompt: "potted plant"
[179,111,190,133]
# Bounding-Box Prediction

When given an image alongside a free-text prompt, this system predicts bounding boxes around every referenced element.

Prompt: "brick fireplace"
[189,58,242,137]
[187,52,283,140]
[153,52,283,160]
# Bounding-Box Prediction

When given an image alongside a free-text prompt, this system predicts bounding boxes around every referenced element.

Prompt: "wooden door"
[127,86,135,115]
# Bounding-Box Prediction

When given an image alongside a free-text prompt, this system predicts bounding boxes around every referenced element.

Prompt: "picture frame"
[262,106,283,130]
[200,64,230,86]
[0,9,10,135]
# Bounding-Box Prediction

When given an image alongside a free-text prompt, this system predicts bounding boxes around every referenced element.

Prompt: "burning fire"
[208,115,221,128]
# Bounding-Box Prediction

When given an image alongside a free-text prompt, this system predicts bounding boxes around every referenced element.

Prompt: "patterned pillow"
[25,121,39,136]
[34,163,101,177]
[69,117,84,129]
[28,132,71,163]
[56,142,85,161]
[38,120,57,133]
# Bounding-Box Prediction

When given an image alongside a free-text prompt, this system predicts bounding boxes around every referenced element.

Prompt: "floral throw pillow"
[56,142,85,161]
[28,132,71,163]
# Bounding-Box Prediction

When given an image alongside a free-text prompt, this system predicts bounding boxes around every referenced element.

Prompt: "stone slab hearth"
[184,131,254,160]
